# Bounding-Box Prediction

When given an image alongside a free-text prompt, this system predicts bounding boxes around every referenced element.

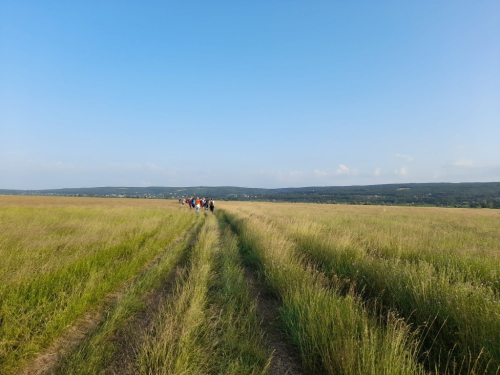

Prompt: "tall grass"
[221,208,428,375]
[137,213,270,375]
[210,215,270,374]
[257,203,500,292]
[290,233,500,373]
[138,213,220,374]
[4,197,499,374]
[52,215,204,374]
[0,196,194,374]
[226,202,500,373]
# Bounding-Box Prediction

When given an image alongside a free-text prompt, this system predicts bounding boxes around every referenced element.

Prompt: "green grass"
[137,213,220,374]
[222,209,427,375]
[137,213,270,375]
[289,233,500,372]
[3,196,499,374]
[211,214,270,374]
[52,215,204,374]
[222,202,500,374]
[0,196,195,374]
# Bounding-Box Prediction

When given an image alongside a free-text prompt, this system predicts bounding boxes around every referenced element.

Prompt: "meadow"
[0,196,499,374]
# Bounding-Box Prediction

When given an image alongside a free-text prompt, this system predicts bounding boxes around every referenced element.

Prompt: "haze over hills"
[2,182,500,208]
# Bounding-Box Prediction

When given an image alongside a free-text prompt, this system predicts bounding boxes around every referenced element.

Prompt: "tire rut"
[105,266,185,375]
[220,211,304,375]
[105,222,201,375]
[20,220,199,375]
[20,308,104,375]
[242,267,305,375]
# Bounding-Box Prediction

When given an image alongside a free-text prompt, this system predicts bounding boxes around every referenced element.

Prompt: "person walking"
[195,197,201,214]
[209,198,215,214]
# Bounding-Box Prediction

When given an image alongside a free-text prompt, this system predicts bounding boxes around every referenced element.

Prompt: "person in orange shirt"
[195,197,201,214]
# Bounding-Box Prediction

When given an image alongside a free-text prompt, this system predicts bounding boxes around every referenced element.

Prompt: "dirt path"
[243,268,305,375]
[105,265,185,375]
[20,308,105,375]
[20,223,198,375]
[105,227,199,375]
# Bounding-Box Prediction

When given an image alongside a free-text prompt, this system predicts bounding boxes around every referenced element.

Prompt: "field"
[1,196,499,374]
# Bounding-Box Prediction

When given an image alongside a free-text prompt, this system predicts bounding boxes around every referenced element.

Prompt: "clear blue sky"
[1,1,499,189]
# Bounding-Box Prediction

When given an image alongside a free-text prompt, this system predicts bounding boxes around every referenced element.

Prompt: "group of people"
[179,197,215,214]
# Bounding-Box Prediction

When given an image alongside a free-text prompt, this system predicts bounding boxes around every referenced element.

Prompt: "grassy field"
[0,196,499,374]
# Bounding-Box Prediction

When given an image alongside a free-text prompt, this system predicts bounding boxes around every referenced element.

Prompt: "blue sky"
[1,1,499,189]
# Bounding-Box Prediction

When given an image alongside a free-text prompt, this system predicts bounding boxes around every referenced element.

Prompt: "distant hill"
[0,186,268,199]
[1,182,500,208]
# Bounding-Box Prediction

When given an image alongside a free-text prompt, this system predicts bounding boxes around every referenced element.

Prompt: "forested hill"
[1,182,500,208]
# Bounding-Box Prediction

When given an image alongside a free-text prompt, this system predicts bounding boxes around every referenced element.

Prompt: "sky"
[1,1,499,189]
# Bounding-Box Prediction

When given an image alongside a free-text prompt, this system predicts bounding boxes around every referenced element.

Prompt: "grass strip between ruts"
[137,213,270,375]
